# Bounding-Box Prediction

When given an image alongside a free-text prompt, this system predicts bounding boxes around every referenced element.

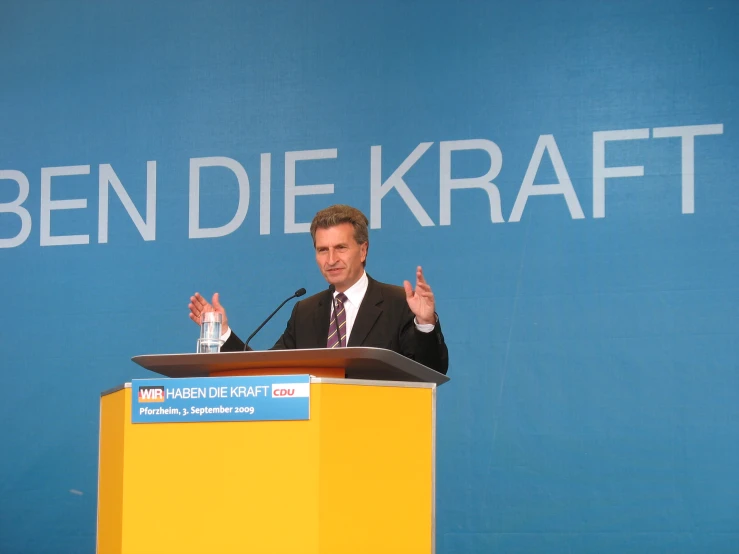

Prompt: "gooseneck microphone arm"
[243,287,307,351]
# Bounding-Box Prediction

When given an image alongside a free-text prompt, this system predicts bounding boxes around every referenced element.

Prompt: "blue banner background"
[1,1,737,552]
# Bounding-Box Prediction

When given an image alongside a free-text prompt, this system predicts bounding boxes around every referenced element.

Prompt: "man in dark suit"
[188,205,448,374]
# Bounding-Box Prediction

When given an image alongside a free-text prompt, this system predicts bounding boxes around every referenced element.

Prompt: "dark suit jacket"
[221,275,448,374]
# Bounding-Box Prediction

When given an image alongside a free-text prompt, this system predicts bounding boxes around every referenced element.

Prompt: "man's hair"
[310,205,370,263]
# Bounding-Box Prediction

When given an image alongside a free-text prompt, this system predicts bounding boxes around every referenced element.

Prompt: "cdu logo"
[271,383,310,398]
[138,386,165,403]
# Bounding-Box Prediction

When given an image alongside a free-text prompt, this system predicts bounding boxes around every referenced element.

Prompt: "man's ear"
[360,241,368,263]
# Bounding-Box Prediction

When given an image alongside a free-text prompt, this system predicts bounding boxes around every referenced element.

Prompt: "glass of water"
[197,312,223,353]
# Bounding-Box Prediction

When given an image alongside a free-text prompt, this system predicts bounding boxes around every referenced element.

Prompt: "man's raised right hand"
[188,292,230,335]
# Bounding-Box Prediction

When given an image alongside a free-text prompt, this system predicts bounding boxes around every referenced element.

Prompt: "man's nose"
[327,249,338,265]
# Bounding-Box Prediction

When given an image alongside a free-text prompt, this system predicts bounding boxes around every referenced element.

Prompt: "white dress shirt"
[334,270,369,344]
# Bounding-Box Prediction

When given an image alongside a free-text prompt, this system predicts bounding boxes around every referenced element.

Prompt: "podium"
[97,348,448,554]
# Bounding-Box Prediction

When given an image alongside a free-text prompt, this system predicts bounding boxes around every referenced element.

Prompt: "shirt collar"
[336,271,368,308]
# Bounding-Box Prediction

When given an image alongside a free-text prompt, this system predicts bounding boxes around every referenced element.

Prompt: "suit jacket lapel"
[314,290,332,348]
[347,275,383,347]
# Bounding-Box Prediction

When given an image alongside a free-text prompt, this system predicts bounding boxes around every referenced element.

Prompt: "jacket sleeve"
[219,301,300,352]
[220,330,246,352]
[398,306,449,375]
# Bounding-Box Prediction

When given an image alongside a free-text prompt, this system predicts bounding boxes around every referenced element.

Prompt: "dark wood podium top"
[132,347,450,385]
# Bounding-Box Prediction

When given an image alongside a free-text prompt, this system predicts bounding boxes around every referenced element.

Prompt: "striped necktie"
[327,292,348,348]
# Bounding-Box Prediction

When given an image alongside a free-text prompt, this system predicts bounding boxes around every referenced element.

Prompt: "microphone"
[328,284,343,347]
[243,287,307,351]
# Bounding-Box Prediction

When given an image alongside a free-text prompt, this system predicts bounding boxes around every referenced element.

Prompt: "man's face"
[314,223,368,292]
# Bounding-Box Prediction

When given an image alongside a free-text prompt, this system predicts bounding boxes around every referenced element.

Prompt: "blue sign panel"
[131,375,310,423]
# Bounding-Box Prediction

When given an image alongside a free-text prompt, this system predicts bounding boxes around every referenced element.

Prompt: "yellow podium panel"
[97,378,436,554]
